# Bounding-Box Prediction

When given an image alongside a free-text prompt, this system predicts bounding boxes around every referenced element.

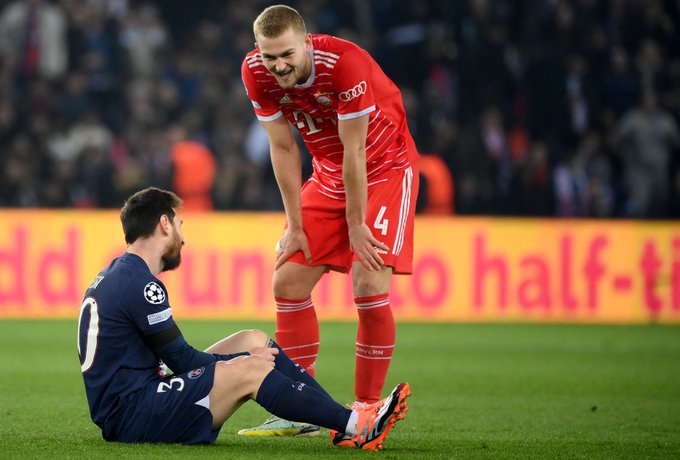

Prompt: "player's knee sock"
[355,294,395,404]
[268,340,331,398]
[255,369,352,433]
[275,296,319,376]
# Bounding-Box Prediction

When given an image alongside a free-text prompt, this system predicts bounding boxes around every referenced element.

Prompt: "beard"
[161,229,183,272]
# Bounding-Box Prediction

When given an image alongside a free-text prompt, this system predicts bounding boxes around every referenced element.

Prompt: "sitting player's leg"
[238,263,327,437]
[204,328,271,355]
[239,180,352,437]
[207,328,333,398]
[210,353,348,432]
[210,353,411,451]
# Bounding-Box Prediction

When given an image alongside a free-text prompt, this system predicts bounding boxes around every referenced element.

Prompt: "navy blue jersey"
[77,253,176,429]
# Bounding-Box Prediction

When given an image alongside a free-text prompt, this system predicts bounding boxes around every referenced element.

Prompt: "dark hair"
[120,187,182,244]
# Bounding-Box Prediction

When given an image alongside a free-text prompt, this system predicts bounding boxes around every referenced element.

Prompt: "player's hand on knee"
[251,347,278,365]
[275,228,312,269]
[349,223,387,271]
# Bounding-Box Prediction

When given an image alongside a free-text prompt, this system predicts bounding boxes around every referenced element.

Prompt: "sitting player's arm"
[146,324,249,374]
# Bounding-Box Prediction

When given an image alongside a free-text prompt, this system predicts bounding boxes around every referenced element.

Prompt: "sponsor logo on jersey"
[188,367,205,379]
[314,91,333,106]
[147,307,173,325]
[279,95,293,105]
[144,282,166,304]
[338,81,367,102]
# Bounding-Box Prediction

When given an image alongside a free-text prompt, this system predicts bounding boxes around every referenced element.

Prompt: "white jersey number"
[157,377,185,393]
[373,206,389,236]
[78,297,99,373]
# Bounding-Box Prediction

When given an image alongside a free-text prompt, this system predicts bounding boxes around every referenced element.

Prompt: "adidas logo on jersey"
[279,95,293,104]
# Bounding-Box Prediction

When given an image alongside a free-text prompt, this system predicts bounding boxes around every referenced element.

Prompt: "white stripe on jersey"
[392,167,413,256]
[246,53,261,62]
[366,125,396,158]
[367,133,398,165]
[314,49,340,59]
[337,105,375,120]
[314,60,334,69]
[314,54,337,64]
[256,111,283,122]
[306,134,339,144]
[310,176,345,196]
[316,143,343,152]
[367,177,389,186]
[316,161,341,173]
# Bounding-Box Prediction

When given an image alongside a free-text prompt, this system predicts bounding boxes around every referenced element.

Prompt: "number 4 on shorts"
[374,206,388,236]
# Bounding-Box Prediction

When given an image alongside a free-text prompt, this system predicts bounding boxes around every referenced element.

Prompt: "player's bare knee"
[237,356,274,390]
[353,278,382,296]
[237,328,270,350]
[226,328,268,349]
[214,357,270,395]
[353,268,392,296]
[272,270,294,297]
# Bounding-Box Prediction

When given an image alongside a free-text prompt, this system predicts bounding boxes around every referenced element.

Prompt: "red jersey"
[241,34,419,199]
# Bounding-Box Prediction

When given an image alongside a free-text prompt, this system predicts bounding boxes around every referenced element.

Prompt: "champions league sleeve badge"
[143,282,166,304]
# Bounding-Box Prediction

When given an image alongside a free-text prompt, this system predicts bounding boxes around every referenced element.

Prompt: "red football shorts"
[284,165,419,274]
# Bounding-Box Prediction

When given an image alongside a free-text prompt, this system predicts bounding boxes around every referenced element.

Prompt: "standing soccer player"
[76,187,410,450]
[239,4,419,436]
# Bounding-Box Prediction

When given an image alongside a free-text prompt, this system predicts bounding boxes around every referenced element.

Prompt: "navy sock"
[270,340,331,398]
[255,369,352,432]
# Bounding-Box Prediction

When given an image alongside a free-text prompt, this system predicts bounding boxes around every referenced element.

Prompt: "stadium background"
[0,0,678,323]
[1,2,679,458]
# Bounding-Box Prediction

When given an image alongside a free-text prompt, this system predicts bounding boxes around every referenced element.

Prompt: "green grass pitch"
[1,320,679,459]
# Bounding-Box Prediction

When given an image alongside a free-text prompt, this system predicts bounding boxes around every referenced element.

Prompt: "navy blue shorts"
[104,363,219,444]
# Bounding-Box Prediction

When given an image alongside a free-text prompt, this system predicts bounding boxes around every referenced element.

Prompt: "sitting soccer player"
[76,187,410,450]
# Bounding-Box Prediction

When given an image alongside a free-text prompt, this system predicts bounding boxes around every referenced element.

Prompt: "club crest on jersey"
[314,91,333,106]
[144,282,166,304]
[188,367,205,379]
[279,95,293,105]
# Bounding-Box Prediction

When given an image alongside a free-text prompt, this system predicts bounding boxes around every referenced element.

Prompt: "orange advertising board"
[0,210,678,323]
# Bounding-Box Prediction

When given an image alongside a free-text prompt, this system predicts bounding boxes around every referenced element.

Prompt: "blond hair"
[253,4,306,39]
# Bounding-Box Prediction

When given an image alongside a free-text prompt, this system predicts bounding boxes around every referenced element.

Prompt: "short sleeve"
[333,49,376,120]
[241,55,283,122]
[123,277,177,336]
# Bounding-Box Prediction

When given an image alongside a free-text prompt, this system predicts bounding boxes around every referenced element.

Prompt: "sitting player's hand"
[251,347,279,364]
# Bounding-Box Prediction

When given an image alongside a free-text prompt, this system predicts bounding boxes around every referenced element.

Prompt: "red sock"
[274,296,319,376]
[354,294,395,403]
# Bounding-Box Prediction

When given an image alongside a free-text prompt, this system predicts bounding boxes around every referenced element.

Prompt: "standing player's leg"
[272,262,326,376]
[352,265,395,403]
[239,181,352,437]
[237,263,327,436]
[352,166,418,404]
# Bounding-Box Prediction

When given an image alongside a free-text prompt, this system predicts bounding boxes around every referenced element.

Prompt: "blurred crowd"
[0,0,679,218]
